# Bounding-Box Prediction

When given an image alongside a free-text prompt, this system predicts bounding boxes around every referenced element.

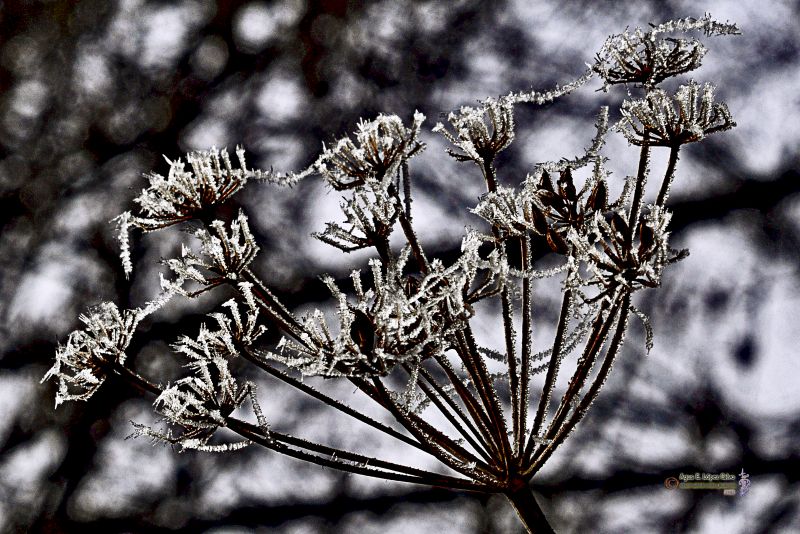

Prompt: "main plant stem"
[505,483,555,534]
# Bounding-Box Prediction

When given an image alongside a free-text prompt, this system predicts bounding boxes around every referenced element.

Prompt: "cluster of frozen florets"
[594,13,739,89]
[316,112,426,190]
[133,283,268,451]
[312,177,401,252]
[271,246,477,378]
[115,147,264,277]
[43,302,140,406]
[165,210,259,294]
[619,81,735,146]
[574,205,676,299]
[433,98,515,166]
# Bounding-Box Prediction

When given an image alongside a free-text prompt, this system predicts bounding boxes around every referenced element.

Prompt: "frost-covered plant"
[43,15,738,534]
[44,302,141,406]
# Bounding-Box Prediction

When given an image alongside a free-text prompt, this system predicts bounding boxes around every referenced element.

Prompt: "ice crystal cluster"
[44,14,738,534]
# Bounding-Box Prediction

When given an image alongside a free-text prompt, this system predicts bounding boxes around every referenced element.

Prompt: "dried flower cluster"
[44,14,738,533]
[44,302,140,406]
[619,81,735,146]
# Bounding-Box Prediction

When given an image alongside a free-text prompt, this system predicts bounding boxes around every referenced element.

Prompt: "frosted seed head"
[269,246,476,377]
[114,147,258,275]
[167,210,259,292]
[595,31,707,88]
[312,177,400,252]
[42,302,140,406]
[618,81,735,147]
[435,99,515,166]
[594,15,739,89]
[315,112,425,190]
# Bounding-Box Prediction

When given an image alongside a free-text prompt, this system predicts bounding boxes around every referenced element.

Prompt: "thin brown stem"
[412,368,496,467]
[482,156,499,192]
[656,145,681,207]
[525,292,631,476]
[417,365,494,457]
[505,483,555,534]
[518,234,533,460]
[367,377,500,481]
[459,328,513,467]
[229,418,484,491]
[109,361,483,490]
[627,139,651,247]
[245,350,425,451]
[398,164,429,274]
[527,287,573,460]
[480,155,519,447]
[431,354,503,457]
[502,283,521,453]
[373,234,393,265]
[543,297,620,442]
[240,268,308,345]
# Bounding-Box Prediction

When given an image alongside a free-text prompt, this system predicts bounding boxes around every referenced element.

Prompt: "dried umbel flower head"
[42,303,140,406]
[42,15,739,534]
[471,186,536,237]
[594,31,707,88]
[133,296,268,452]
[433,98,514,166]
[619,81,735,147]
[594,13,740,89]
[528,168,609,254]
[316,112,425,190]
[115,147,257,276]
[166,210,259,292]
[312,177,400,252]
[273,247,474,377]
[585,205,674,297]
[143,368,257,452]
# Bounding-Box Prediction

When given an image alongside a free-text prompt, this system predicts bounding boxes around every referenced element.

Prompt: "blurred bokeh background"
[1,0,798,532]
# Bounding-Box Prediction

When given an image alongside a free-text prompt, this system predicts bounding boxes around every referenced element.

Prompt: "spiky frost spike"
[209,282,267,353]
[648,13,740,37]
[505,67,595,106]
